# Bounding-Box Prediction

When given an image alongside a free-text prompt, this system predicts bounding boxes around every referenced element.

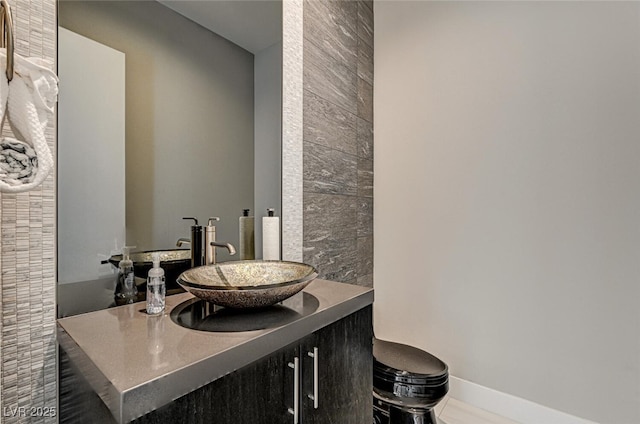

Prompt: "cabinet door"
[133,343,300,424]
[301,305,373,424]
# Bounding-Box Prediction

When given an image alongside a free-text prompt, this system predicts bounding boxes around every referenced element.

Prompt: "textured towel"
[0,138,37,184]
[0,47,58,193]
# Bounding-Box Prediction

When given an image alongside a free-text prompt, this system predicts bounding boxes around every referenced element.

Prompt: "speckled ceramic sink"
[177,260,318,309]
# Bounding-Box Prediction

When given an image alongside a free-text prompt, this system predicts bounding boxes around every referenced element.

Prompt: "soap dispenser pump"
[146,252,166,315]
[115,246,137,304]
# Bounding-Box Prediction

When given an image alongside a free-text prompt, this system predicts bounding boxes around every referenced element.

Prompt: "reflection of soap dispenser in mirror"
[262,208,280,261]
[239,209,255,260]
[183,217,203,268]
[146,252,165,315]
[115,246,137,304]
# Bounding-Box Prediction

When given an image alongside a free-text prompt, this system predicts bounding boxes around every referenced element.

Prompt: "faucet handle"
[207,217,220,226]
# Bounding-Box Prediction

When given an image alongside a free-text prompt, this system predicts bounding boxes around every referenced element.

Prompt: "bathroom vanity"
[58,280,374,423]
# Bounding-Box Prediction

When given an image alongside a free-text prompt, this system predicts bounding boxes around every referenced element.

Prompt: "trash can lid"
[373,338,448,387]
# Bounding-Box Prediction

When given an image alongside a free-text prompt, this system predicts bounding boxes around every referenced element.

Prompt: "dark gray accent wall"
[302,0,373,286]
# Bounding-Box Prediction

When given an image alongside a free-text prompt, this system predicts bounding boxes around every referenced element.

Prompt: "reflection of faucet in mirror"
[175,238,190,247]
[177,217,236,267]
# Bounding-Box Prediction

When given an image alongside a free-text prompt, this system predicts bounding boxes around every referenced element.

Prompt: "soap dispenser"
[239,209,255,260]
[146,252,165,315]
[115,246,137,304]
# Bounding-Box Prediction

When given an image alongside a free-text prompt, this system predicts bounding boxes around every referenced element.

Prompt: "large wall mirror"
[57,0,283,316]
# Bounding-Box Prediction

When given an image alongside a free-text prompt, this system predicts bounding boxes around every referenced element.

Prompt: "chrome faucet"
[205,217,236,265]
[177,216,236,267]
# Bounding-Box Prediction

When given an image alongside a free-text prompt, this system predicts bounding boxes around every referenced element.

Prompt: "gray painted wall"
[59,1,254,256]
[302,0,373,286]
[374,2,640,423]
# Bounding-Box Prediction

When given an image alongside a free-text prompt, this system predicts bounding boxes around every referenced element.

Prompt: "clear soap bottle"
[146,252,166,314]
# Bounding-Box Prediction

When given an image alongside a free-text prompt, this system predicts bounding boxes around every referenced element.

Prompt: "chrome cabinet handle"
[307,347,319,409]
[288,357,300,424]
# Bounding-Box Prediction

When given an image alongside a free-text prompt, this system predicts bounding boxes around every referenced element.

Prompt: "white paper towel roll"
[262,210,280,260]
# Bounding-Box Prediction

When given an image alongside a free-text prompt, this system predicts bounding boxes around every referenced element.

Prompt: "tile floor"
[436,397,520,424]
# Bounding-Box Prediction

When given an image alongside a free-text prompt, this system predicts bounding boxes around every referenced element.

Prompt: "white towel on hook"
[0,138,38,184]
[0,47,58,193]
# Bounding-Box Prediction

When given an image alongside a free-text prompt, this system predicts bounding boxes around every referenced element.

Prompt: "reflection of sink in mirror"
[108,249,191,291]
[177,261,319,309]
[57,1,283,315]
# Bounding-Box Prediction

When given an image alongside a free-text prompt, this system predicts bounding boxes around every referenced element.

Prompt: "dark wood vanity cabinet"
[60,306,373,423]
[126,305,372,424]
[299,305,373,424]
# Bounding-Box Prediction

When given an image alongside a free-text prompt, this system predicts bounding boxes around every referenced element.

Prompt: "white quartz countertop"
[57,279,374,423]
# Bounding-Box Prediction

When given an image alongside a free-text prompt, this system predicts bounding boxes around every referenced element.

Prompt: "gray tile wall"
[0,0,58,422]
[302,0,373,286]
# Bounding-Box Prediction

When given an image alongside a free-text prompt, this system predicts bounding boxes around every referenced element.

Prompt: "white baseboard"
[448,376,599,424]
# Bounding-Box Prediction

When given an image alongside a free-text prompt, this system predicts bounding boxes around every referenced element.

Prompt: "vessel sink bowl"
[177,260,318,309]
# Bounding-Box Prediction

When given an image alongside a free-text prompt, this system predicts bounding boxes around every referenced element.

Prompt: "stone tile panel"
[357,117,373,160]
[357,197,373,238]
[357,77,373,123]
[357,236,373,279]
[357,37,373,85]
[303,192,357,243]
[303,0,357,72]
[304,37,357,115]
[357,157,373,198]
[303,90,357,155]
[358,1,374,48]
[304,238,357,283]
[304,143,357,196]
[302,0,373,287]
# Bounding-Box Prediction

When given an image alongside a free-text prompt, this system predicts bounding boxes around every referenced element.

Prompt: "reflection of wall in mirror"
[58,1,258,263]
[58,28,125,285]
[254,41,282,259]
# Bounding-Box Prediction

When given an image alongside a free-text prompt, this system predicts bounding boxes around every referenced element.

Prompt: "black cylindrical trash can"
[373,338,449,424]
